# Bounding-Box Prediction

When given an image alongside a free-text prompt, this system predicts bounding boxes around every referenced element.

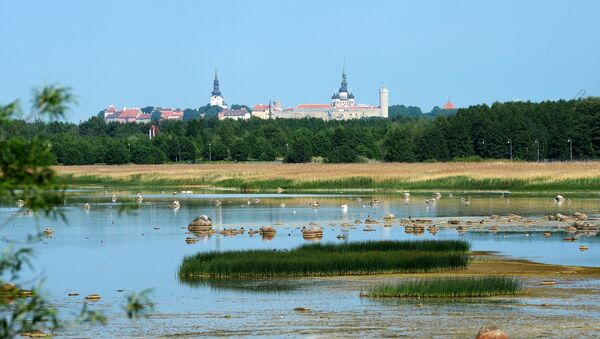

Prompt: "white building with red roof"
[252,104,270,119]
[116,107,142,123]
[157,108,184,121]
[103,105,118,118]
[251,101,285,119]
[102,106,153,123]
[136,113,152,124]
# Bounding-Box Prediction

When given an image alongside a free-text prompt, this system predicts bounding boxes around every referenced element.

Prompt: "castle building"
[331,66,355,108]
[253,66,388,120]
[252,101,283,119]
[209,70,227,109]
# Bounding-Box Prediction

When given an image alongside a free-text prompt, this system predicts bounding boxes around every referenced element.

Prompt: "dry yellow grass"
[53,161,600,184]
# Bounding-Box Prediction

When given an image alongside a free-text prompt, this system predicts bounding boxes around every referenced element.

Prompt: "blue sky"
[1,0,599,122]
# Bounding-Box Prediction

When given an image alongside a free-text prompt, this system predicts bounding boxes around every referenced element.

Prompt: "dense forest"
[5,98,600,165]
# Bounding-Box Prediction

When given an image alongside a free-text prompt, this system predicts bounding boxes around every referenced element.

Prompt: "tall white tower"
[209,69,227,109]
[379,86,389,118]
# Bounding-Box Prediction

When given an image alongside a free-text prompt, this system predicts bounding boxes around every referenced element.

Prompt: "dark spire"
[212,69,221,96]
[338,60,348,93]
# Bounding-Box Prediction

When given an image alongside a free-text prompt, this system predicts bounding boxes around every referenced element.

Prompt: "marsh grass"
[178,240,470,279]
[56,162,600,191]
[367,276,523,298]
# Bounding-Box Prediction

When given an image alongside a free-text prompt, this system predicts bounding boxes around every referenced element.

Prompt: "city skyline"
[1,0,599,122]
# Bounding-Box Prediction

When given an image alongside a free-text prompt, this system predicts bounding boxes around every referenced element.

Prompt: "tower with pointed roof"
[331,63,355,107]
[210,69,227,109]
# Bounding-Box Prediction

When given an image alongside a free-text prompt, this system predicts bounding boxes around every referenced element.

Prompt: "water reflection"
[181,278,303,293]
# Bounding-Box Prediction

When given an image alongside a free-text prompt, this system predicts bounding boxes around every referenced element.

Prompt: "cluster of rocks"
[219,228,245,236]
[548,212,588,222]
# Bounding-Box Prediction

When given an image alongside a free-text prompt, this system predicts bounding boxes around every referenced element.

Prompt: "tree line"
[6,98,600,165]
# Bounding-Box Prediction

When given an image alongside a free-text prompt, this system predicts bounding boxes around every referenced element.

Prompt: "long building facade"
[252,68,388,121]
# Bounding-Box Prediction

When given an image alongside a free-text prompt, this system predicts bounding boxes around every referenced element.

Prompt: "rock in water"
[188,215,213,233]
[475,326,508,339]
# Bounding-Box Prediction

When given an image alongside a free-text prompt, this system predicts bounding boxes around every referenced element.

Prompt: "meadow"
[367,276,524,298]
[54,161,600,191]
[178,240,470,279]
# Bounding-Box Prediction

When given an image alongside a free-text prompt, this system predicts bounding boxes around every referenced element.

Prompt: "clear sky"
[1,0,599,122]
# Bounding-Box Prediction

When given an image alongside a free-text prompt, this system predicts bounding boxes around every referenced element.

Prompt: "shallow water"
[1,191,599,337]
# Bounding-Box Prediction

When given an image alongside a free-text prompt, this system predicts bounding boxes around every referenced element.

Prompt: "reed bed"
[178,240,470,279]
[299,240,470,253]
[55,162,600,191]
[367,276,523,298]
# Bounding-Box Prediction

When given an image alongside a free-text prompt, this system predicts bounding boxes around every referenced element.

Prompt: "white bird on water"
[341,204,348,213]
[136,193,143,203]
[111,194,117,203]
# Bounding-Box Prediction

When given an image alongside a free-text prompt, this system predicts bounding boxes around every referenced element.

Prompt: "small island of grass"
[178,240,470,279]
[366,276,523,298]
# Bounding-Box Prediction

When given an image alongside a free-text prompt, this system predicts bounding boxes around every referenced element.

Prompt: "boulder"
[188,215,213,232]
[475,326,508,339]
[189,215,212,227]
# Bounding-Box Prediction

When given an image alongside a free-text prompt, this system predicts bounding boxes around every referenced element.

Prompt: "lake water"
[2,191,599,337]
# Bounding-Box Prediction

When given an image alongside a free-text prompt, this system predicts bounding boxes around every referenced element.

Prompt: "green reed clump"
[367,276,523,298]
[178,240,470,279]
[298,240,470,253]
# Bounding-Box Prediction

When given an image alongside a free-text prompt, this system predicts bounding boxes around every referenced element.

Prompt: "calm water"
[1,191,599,337]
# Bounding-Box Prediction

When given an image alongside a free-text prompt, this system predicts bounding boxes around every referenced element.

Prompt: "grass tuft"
[367,276,523,298]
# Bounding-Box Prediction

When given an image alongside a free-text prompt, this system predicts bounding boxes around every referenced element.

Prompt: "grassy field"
[53,161,600,191]
[367,276,523,298]
[178,240,470,279]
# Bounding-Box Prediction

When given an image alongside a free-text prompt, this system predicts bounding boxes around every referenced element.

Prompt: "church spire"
[212,68,221,96]
[339,61,348,93]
